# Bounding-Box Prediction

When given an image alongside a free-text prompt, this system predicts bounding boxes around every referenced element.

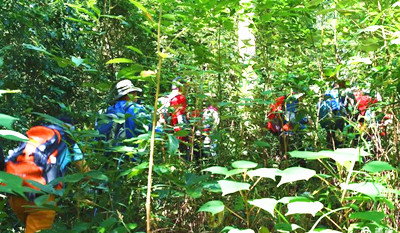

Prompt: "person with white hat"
[96,79,150,148]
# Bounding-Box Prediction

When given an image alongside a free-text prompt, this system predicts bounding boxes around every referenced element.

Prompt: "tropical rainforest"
[0,0,400,232]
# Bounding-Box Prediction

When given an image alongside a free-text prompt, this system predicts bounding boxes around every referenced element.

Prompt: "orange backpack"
[5,126,67,196]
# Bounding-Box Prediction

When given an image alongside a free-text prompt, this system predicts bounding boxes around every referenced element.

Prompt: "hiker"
[4,117,88,233]
[96,79,152,161]
[201,98,220,157]
[267,93,308,154]
[167,77,189,157]
[318,88,346,149]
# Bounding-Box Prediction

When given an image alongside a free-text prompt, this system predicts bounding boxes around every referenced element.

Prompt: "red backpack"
[5,126,67,194]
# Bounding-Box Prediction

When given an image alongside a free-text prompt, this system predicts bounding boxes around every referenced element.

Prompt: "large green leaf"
[0,89,21,96]
[362,161,394,173]
[125,46,144,55]
[231,160,258,169]
[202,166,228,175]
[198,200,224,215]
[278,196,312,204]
[340,182,385,200]
[285,201,324,216]
[247,168,280,180]
[276,167,316,187]
[248,198,278,216]
[106,58,135,64]
[167,134,179,155]
[349,211,385,223]
[0,130,28,142]
[288,151,329,160]
[224,169,247,177]
[0,113,18,129]
[217,180,250,196]
[0,172,26,196]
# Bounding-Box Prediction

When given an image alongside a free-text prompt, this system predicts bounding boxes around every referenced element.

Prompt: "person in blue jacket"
[96,80,152,161]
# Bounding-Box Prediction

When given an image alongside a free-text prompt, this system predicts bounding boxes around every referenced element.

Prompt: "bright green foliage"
[198,200,225,215]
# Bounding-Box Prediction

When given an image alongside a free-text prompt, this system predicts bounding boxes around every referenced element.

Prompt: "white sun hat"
[114,79,142,100]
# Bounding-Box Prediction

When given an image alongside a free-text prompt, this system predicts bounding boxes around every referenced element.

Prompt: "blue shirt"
[97,100,150,140]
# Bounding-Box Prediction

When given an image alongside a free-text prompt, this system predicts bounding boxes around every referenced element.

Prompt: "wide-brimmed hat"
[114,80,142,100]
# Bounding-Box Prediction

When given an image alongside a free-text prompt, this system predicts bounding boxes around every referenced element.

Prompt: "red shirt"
[170,94,187,126]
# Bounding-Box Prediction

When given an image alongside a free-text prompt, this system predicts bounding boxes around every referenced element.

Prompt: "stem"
[146,6,163,233]
[309,207,349,232]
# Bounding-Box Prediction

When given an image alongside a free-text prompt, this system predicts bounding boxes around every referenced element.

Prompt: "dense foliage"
[0,0,399,232]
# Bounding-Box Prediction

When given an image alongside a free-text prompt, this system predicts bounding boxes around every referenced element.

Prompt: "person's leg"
[9,196,28,225]
[25,208,56,233]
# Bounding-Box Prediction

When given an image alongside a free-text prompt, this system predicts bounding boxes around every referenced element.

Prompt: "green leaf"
[248,198,278,216]
[362,161,394,173]
[224,169,247,177]
[340,182,385,200]
[254,141,270,148]
[276,167,316,187]
[308,230,342,233]
[288,151,329,160]
[128,0,153,21]
[285,201,324,216]
[23,43,53,56]
[278,196,312,204]
[86,171,108,181]
[247,168,279,180]
[217,180,250,196]
[198,200,224,215]
[0,113,18,129]
[106,58,135,64]
[349,211,385,223]
[231,160,257,169]
[258,226,270,233]
[125,46,144,55]
[0,171,25,196]
[228,230,255,233]
[71,56,84,67]
[167,134,179,155]
[0,130,28,142]
[63,173,84,183]
[202,166,228,175]
[0,89,21,95]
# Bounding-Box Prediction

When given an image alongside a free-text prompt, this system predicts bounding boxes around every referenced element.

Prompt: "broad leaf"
[106,58,135,64]
[289,151,329,160]
[276,167,316,187]
[231,160,257,169]
[202,166,228,175]
[217,180,250,196]
[167,134,179,155]
[349,211,385,223]
[362,161,394,173]
[286,201,324,216]
[248,198,278,216]
[341,182,385,200]
[125,46,144,55]
[247,168,279,180]
[198,200,224,215]
[0,113,18,129]
[224,169,247,177]
[0,130,28,142]
[278,196,312,204]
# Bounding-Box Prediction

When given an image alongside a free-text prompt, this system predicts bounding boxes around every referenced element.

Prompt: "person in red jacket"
[170,77,188,139]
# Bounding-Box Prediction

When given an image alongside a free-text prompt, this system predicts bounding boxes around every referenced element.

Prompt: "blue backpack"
[318,90,340,120]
